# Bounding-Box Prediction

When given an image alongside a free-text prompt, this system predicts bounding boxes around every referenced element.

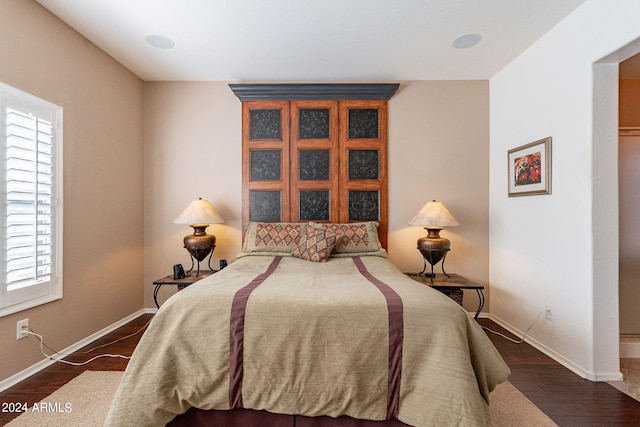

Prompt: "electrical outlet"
[16,319,29,340]
[545,305,553,321]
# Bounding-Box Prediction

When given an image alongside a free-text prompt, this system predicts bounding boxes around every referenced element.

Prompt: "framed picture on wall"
[507,137,552,197]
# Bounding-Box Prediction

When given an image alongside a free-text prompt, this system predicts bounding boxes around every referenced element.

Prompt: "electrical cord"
[480,309,544,344]
[21,317,152,366]
[37,317,152,356]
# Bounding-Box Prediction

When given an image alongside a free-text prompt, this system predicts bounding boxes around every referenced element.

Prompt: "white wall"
[489,0,640,380]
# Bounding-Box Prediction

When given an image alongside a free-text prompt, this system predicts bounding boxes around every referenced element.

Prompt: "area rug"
[7,371,557,426]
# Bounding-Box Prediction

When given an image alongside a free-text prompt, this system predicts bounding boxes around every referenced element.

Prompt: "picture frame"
[507,137,552,197]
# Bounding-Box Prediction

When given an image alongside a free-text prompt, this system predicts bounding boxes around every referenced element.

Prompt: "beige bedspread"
[105,255,509,427]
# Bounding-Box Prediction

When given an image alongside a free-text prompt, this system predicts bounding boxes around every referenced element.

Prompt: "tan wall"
[619,79,640,128]
[387,81,490,312]
[143,82,243,309]
[143,81,490,313]
[0,0,144,381]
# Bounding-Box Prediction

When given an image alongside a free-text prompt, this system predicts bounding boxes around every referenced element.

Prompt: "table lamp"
[409,200,460,280]
[174,197,224,276]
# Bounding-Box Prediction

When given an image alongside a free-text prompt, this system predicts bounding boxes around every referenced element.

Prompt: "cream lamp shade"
[174,198,224,275]
[409,200,460,228]
[173,197,224,226]
[409,200,459,278]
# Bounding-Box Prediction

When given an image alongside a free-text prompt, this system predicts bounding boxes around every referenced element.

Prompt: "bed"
[105,222,510,426]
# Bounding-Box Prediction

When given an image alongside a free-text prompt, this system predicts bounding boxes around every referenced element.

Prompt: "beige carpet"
[7,371,557,426]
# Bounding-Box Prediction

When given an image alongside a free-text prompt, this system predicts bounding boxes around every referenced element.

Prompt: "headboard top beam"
[229,83,399,101]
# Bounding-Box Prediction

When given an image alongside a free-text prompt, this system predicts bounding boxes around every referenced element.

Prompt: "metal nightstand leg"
[154,284,162,308]
[474,289,485,319]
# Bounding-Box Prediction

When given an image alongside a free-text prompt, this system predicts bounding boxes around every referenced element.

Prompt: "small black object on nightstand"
[173,264,186,279]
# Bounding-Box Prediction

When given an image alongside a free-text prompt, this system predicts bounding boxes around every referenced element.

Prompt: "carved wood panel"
[339,100,387,247]
[242,101,290,223]
[290,100,339,223]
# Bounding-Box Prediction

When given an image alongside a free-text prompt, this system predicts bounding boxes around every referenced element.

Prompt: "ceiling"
[35,0,587,82]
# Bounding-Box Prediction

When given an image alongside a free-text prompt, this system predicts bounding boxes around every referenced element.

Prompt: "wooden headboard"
[230,84,399,249]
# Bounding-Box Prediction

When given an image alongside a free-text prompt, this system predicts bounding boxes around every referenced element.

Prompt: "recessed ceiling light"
[145,35,175,50]
[452,33,482,49]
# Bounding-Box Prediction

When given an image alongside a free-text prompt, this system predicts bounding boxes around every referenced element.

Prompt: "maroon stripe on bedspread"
[352,257,403,420]
[229,256,283,409]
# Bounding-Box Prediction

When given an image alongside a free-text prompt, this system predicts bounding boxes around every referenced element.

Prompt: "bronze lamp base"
[183,224,216,276]
[417,227,451,282]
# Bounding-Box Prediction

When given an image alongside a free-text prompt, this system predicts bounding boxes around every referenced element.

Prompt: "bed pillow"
[309,221,382,254]
[292,226,338,263]
[243,222,308,254]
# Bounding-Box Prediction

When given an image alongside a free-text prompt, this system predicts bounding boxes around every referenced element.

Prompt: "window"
[1,82,63,316]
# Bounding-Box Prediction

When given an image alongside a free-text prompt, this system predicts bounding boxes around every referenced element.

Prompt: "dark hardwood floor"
[0,314,639,426]
[478,319,640,426]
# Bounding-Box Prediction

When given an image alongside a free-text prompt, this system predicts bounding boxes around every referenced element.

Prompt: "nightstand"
[405,273,485,319]
[152,271,215,308]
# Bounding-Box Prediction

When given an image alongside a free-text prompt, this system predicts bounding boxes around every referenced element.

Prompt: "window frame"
[1,82,63,317]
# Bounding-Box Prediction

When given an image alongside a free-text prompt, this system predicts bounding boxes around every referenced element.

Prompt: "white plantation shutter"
[1,83,63,316]
[6,109,53,287]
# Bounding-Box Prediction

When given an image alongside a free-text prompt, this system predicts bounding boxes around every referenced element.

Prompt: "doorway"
[590,46,640,379]
[591,39,640,379]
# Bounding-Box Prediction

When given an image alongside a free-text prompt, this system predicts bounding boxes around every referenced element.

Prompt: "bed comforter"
[105,254,509,427]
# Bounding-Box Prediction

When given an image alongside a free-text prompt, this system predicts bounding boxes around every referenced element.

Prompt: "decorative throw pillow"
[242,222,307,254]
[309,221,382,253]
[292,226,338,263]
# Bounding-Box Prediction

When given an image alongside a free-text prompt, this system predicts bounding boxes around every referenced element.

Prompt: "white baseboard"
[620,335,640,358]
[487,313,623,382]
[0,309,150,392]
[4,307,626,392]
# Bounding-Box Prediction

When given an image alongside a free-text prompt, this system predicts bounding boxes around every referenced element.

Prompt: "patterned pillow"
[243,222,307,254]
[292,226,338,263]
[309,221,382,253]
